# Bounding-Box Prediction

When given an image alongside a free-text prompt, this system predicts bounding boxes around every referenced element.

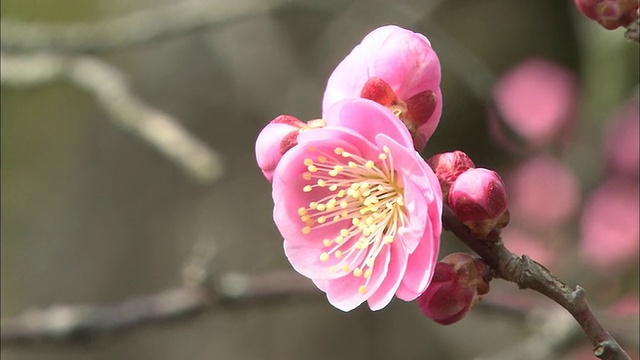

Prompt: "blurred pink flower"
[492,59,578,148]
[574,0,639,29]
[507,155,580,228]
[273,99,442,311]
[501,226,558,267]
[604,97,639,179]
[322,25,442,151]
[607,295,640,317]
[579,176,639,270]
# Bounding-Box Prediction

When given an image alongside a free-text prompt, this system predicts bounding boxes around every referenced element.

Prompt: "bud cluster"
[428,151,509,240]
[417,253,491,325]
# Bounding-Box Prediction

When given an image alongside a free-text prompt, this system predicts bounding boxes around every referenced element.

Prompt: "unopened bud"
[255,115,327,182]
[417,253,491,325]
[427,151,476,198]
[448,168,509,240]
[574,0,639,30]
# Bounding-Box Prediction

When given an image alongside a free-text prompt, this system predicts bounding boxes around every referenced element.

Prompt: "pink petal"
[367,241,409,310]
[284,238,367,280]
[324,98,414,149]
[273,136,372,246]
[324,244,391,311]
[396,202,441,300]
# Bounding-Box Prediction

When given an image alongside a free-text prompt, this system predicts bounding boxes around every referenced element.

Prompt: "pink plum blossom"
[256,115,326,181]
[492,59,578,148]
[500,226,558,268]
[579,176,639,271]
[272,99,442,311]
[322,25,442,151]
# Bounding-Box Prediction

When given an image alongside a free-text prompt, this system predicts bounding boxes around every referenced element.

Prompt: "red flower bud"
[574,0,639,30]
[448,168,509,240]
[255,115,326,182]
[426,151,476,198]
[417,253,490,325]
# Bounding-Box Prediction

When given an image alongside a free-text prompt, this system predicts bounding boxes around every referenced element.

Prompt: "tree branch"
[1,52,223,183]
[0,271,319,344]
[0,0,287,53]
[625,11,640,43]
[443,205,631,360]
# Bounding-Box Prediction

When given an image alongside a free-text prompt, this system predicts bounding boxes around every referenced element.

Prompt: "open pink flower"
[272,99,442,311]
[322,25,442,151]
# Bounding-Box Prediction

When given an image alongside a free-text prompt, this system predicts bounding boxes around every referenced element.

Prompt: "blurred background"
[1,0,638,359]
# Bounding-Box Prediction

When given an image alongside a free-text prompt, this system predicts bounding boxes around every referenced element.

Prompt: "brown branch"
[0,271,319,344]
[443,205,631,360]
[625,11,640,43]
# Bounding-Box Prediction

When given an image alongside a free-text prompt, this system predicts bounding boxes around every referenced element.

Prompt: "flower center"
[297,145,408,295]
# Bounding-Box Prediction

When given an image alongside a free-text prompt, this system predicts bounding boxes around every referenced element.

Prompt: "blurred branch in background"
[0,0,296,182]
[1,52,223,183]
[0,0,287,53]
[0,270,319,344]
[475,308,581,360]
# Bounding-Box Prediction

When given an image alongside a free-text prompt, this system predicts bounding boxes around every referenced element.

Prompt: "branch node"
[572,286,586,303]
